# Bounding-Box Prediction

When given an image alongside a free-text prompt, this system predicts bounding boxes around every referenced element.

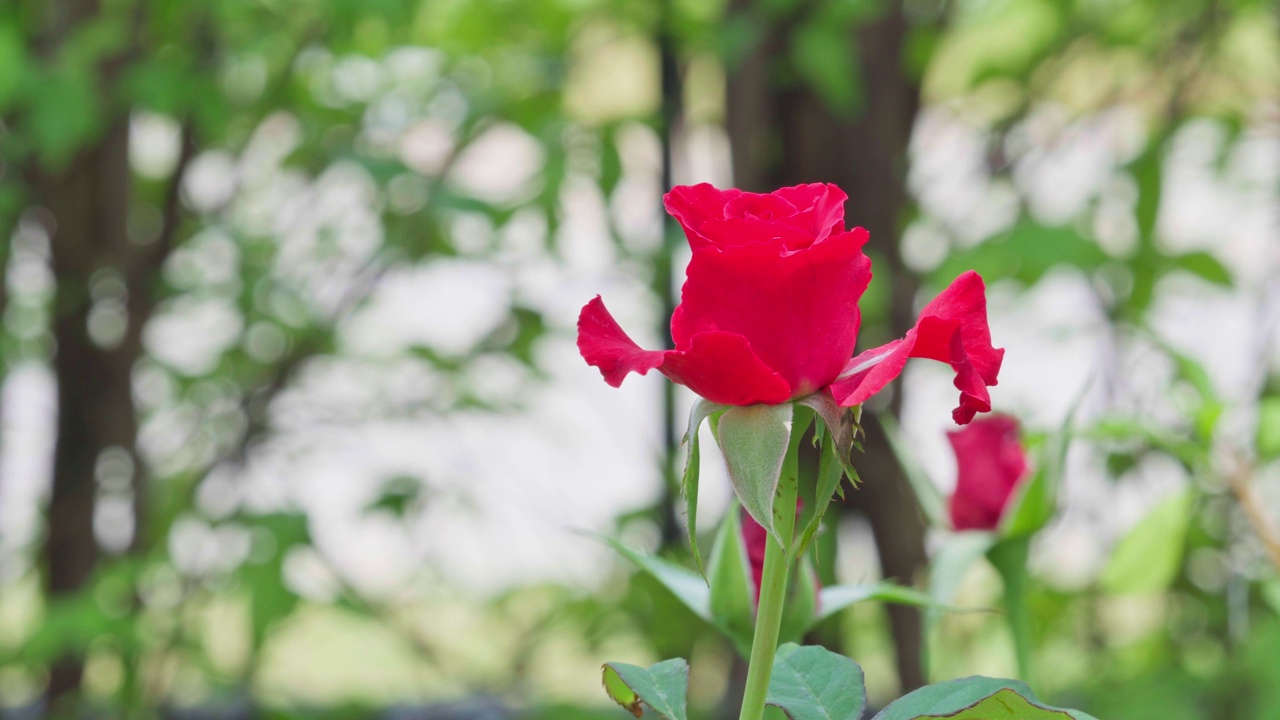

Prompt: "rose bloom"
[947,415,1030,531]
[578,183,1004,423]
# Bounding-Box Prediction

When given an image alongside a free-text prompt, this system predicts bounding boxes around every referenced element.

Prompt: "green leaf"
[918,688,1071,719]
[999,466,1052,539]
[0,24,26,111]
[880,413,948,529]
[932,224,1109,290]
[240,513,311,647]
[796,438,846,557]
[602,658,689,720]
[812,582,946,627]
[717,403,795,549]
[1004,384,1085,537]
[1151,338,1221,441]
[986,537,1034,682]
[1132,146,1162,244]
[1261,578,1280,616]
[1100,490,1192,594]
[364,475,422,517]
[872,677,1096,720]
[1259,397,1280,460]
[780,557,819,646]
[708,506,756,657]
[30,66,100,168]
[597,535,711,622]
[789,21,862,115]
[685,398,730,577]
[928,532,997,615]
[1172,251,1232,287]
[765,644,867,720]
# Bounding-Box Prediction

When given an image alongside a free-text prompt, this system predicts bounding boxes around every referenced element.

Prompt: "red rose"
[947,415,1030,531]
[577,183,1004,423]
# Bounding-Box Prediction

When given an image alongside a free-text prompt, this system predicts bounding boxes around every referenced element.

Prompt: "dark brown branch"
[149,122,198,271]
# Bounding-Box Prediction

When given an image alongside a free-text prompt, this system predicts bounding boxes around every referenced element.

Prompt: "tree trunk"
[27,0,163,703]
[724,0,930,691]
[35,115,148,704]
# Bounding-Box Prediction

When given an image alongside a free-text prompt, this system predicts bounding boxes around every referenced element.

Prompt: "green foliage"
[1100,491,1194,595]
[602,658,690,720]
[598,535,712,623]
[928,532,997,616]
[779,556,819,648]
[987,537,1034,682]
[813,582,944,627]
[933,224,1109,290]
[239,513,311,648]
[765,643,867,720]
[0,22,26,111]
[708,506,756,657]
[29,65,101,168]
[0,0,1273,715]
[1001,396,1080,539]
[1258,398,1280,460]
[789,21,862,115]
[602,511,941,660]
[919,688,1072,719]
[872,677,1096,720]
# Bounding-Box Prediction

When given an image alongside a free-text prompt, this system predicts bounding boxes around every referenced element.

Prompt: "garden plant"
[580,183,1097,720]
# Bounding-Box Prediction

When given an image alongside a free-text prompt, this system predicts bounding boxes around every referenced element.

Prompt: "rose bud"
[947,415,1030,531]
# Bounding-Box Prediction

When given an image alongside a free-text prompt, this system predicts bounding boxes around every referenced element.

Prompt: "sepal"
[682,397,730,576]
[716,403,796,549]
[795,394,862,556]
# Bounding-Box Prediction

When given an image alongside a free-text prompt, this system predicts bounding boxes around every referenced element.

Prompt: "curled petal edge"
[828,271,1004,424]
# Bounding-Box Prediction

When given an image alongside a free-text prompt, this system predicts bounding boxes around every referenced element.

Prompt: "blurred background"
[0,0,1277,717]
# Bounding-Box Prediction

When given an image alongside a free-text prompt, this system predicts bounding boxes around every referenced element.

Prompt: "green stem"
[738,475,798,720]
[988,536,1033,683]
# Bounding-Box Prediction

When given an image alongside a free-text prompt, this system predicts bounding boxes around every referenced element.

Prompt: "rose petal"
[663,184,740,250]
[724,192,797,221]
[948,415,1029,531]
[662,183,848,251]
[829,271,1004,424]
[696,217,816,250]
[672,228,872,399]
[577,296,667,386]
[662,331,792,405]
[774,183,847,241]
[577,296,792,405]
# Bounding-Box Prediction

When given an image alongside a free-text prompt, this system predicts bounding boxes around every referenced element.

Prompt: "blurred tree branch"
[1226,454,1280,572]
